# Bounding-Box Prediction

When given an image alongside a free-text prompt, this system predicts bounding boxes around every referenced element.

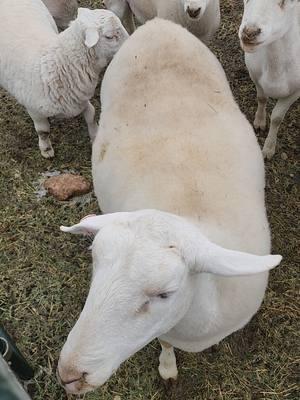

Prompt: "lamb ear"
[182,231,282,277]
[60,212,130,236]
[84,28,100,48]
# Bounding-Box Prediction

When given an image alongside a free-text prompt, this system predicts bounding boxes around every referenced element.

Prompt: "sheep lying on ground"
[239,0,300,159]
[42,0,78,29]
[57,19,282,395]
[0,0,128,158]
[104,0,220,43]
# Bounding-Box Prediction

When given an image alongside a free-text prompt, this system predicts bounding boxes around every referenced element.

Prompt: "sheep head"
[239,0,299,52]
[76,8,128,62]
[57,209,282,394]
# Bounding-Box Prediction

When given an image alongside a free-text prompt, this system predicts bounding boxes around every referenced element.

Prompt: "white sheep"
[42,0,78,29]
[0,0,128,158]
[57,19,282,395]
[239,0,300,159]
[104,0,220,43]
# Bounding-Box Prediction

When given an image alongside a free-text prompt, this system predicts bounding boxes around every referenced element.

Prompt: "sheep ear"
[84,28,100,48]
[182,230,282,277]
[60,212,130,236]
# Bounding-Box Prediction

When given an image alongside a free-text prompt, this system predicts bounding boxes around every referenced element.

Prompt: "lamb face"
[57,211,281,394]
[239,0,298,52]
[77,8,129,64]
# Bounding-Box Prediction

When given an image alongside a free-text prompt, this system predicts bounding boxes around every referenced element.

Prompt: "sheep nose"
[187,6,201,19]
[56,364,87,391]
[241,26,262,43]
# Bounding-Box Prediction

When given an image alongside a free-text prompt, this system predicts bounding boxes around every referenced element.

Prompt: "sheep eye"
[105,35,115,40]
[157,293,170,299]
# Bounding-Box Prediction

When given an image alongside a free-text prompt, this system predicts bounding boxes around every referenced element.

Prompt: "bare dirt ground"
[0,1,299,399]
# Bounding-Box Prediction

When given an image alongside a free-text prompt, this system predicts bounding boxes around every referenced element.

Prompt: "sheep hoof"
[162,377,177,390]
[159,365,178,382]
[88,123,98,142]
[262,144,275,160]
[254,118,266,132]
[41,147,55,159]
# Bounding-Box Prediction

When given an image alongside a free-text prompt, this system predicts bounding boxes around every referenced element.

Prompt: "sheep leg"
[83,101,98,142]
[122,2,136,34]
[158,339,178,381]
[262,91,300,160]
[254,85,268,131]
[27,110,54,158]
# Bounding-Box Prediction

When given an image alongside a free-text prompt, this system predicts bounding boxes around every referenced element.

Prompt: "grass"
[0,0,299,399]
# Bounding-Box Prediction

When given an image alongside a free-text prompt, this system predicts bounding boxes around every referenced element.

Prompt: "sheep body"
[239,0,300,159]
[0,0,128,158]
[93,19,271,351]
[42,0,78,29]
[56,19,281,394]
[104,0,220,43]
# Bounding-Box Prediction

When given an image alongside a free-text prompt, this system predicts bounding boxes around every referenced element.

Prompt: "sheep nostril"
[242,26,262,43]
[187,6,201,19]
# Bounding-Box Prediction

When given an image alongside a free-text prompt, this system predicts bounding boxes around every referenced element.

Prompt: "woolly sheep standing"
[0,0,128,158]
[56,19,282,395]
[239,0,300,159]
[104,0,220,43]
[42,0,78,29]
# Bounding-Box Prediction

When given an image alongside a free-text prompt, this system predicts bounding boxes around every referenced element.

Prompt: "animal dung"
[44,173,91,201]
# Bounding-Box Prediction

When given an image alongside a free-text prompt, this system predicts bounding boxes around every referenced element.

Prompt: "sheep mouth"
[240,40,264,52]
[56,369,96,395]
[64,382,95,395]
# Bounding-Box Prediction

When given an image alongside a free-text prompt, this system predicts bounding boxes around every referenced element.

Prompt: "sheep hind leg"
[28,110,54,158]
[263,91,300,160]
[158,340,178,382]
[254,84,268,131]
[83,101,98,142]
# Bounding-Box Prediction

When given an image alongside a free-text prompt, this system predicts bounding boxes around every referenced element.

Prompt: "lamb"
[239,0,300,159]
[56,19,282,395]
[42,0,78,29]
[0,0,128,158]
[104,0,220,43]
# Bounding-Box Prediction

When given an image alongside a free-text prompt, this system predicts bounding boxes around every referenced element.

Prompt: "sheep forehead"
[92,224,136,262]
[129,249,185,292]
[93,213,176,257]
[79,9,120,29]
[92,222,183,284]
